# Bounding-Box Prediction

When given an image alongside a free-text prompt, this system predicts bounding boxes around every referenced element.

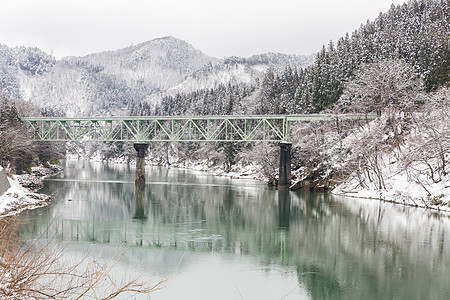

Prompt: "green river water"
[20,160,450,299]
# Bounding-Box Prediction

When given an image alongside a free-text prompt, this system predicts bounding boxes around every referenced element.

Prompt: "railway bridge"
[22,114,375,189]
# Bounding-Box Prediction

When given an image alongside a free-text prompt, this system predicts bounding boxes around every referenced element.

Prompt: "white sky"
[0,0,407,59]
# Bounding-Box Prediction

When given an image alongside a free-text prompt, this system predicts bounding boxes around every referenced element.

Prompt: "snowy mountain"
[0,36,313,117]
[82,37,219,91]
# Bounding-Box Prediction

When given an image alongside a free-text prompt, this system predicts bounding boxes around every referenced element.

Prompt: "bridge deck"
[22,114,376,143]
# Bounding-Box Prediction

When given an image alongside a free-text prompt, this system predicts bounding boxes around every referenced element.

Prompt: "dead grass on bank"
[0,215,168,299]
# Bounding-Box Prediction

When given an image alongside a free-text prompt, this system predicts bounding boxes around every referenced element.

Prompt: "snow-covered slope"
[168,52,313,95]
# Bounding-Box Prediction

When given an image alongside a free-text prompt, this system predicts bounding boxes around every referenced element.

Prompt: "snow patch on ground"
[169,159,267,181]
[0,176,52,217]
[0,165,61,217]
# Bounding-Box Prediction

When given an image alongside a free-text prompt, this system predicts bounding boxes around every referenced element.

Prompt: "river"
[20,160,450,299]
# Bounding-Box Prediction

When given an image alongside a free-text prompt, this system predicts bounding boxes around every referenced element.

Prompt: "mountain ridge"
[0,36,313,117]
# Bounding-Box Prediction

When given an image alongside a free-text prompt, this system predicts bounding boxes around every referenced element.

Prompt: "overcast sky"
[1,0,407,59]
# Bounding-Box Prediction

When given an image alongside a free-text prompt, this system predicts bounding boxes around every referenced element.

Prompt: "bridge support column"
[278,142,292,190]
[134,143,149,184]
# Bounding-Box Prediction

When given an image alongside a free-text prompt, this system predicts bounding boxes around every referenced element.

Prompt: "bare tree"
[336,58,424,116]
[401,87,450,185]
[0,101,33,172]
[0,94,64,173]
[0,216,168,299]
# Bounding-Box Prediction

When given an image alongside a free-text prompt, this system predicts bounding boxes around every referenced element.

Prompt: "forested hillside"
[0,45,55,99]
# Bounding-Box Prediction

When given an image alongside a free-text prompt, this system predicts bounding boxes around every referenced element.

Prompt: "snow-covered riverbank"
[332,159,450,212]
[333,175,450,213]
[0,165,62,216]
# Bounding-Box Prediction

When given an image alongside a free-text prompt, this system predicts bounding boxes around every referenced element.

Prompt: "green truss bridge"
[22,114,376,189]
[21,114,374,143]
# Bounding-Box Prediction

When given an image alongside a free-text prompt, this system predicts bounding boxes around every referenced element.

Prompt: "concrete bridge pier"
[278,142,292,190]
[134,143,149,184]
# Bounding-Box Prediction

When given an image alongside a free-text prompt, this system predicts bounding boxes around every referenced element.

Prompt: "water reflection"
[19,160,450,299]
[134,183,146,219]
[278,190,291,229]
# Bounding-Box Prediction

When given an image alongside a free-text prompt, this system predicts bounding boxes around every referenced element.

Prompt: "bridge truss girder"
[22,116,290,143]
[22,114,375,143]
